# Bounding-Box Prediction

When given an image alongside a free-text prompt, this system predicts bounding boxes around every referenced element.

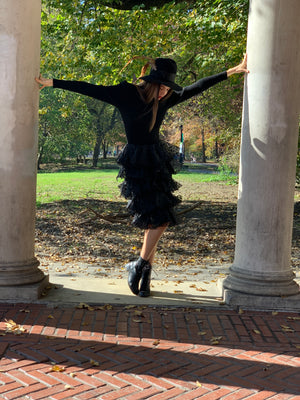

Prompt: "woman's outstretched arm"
[35,75,129,107]
[167,53,249,107]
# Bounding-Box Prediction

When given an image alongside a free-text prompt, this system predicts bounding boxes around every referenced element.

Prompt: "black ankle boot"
[139,263,152,297]
[125,257,148,295]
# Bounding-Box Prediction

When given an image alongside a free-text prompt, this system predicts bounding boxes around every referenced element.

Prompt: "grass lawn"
[36,168,236,205]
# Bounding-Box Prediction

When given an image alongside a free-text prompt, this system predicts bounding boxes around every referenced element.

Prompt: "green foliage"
[39,0,249,163]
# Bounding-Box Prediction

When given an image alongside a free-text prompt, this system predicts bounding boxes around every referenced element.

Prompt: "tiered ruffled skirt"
[117,141,181,229]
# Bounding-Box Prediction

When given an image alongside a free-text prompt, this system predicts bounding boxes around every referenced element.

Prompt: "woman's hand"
[35,75,53,90]
[227,54,249,77]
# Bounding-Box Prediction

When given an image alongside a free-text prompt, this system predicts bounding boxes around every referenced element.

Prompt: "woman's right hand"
[35,75,53,90]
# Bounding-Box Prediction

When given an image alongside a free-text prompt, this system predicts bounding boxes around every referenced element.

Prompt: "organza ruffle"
[117,140,182,229]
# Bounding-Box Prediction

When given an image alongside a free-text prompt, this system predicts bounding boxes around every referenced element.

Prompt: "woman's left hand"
[227,54,249,76]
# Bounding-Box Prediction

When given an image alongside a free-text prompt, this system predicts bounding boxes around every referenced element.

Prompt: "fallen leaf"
[210,336,222,345]
[90,359,99,366]
[134,310,143,316]
[253,329,261,335]
[97,304,113,311]
[50,365,65,372]
[5,319,26,335]
[196,381,202,387]
[153,339,160,346]
[76,303,94,311]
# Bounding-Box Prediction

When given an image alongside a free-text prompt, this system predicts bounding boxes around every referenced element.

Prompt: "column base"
[223,287,300,312]
[223,265,299,296]
[0,275,49,302]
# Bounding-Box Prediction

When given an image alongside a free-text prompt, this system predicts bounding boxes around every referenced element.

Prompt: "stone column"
[223,0,300,310]
[0,0,48,301]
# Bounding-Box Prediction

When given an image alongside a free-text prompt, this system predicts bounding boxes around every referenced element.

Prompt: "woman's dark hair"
[136,81,173,131]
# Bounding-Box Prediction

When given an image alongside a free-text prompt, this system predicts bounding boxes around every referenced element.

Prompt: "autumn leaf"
[50,365,65,372]
[280,325,294,333]
[5,319,26,335]
[134,310,143,316]
[253,329,261,335]
[90,359,100,366]
[76,303,94,311]
[153,339,160,346]
[210,336,222,345]
[97,304,113,311]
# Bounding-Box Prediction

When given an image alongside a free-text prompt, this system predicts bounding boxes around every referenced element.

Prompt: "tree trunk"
[201,128,206,163]
[92,133,101,167]
[215,139,219,161]
[37,146,44,170]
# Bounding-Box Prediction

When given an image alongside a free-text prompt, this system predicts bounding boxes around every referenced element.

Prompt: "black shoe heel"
[139,264,152,297]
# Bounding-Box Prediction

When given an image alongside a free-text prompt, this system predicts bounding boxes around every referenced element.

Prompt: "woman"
[36,55,248,297]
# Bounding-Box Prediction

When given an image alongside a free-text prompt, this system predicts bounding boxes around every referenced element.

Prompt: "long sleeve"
[167,71,228,108]
[53,79,129,108]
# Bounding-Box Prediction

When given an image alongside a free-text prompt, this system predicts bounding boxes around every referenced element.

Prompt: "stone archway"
[0,0,299,306]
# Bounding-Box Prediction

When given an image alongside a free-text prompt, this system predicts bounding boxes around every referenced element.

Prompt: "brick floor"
[0,304,299,399]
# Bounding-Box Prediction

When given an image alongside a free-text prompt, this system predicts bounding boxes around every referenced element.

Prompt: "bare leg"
[126,224,168,297]
[140,224,168,264]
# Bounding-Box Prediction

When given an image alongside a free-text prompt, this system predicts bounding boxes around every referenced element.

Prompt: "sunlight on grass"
[36,170,120,205]
[36,169,235,205]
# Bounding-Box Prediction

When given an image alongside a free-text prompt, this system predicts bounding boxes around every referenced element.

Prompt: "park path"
[0,302,299,399]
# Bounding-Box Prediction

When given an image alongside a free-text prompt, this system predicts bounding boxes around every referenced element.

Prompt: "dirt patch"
[35,182,300,280]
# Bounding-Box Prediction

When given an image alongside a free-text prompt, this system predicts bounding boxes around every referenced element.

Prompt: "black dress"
[53,72,227,229]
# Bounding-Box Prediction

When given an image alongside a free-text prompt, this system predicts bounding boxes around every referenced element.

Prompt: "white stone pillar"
[0,0,48,300]
[223,0,300,310]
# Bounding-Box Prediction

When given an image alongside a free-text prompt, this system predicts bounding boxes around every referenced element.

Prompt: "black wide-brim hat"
[140,58,182,91]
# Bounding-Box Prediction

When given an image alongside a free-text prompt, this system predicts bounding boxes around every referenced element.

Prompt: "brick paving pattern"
[0,303,299,399]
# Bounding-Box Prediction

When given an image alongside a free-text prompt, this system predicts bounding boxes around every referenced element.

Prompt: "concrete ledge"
[36,276,226,308]
[0,276,49,302]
